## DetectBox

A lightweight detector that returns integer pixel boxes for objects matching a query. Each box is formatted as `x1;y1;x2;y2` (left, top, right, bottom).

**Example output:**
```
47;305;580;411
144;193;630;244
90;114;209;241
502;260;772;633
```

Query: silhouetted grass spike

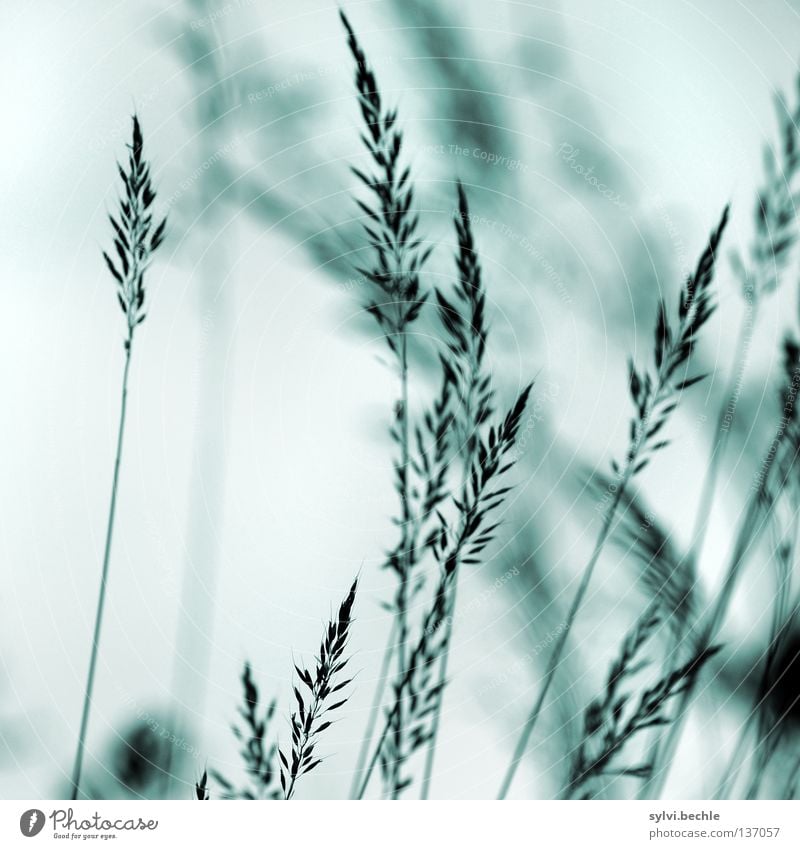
103;115;167;349
500;206;729;800
280;577;358;799
413;369;456;518
340;10;438;796
380;575;451;795
212;662;280;799
646;341;800;796
70;113;167;802
435;382;533;575
624;205;729;477
357;382;533;797
436;182;494;458
341;10;430;343
640;77;800;800
568;605;721;797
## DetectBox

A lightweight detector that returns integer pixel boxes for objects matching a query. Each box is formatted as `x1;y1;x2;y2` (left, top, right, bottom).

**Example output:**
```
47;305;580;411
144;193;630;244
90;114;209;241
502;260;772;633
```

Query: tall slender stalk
280;578;358;800
349;622;397;798
419;573;458;799
70;115;166;800
640;87;800;798
339;10;437;798
687;300;758;559
636;303;756;801
498;206;729;799
71;347;131;800
420;182;493;798
714;499;797;799
355;381;532;798
646;338;800;798
497;482;624;800
392;331;412;800
565;601;720;800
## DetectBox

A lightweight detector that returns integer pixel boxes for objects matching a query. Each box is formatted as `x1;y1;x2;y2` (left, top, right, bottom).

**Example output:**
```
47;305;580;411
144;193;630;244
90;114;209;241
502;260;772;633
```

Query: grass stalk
280;578;358;799
340;9;438;797
355;382;532;797
70;114;165;801
393;331;412;799
70;346;132;800
419;572;458;799
640;83;800;800
498;206;729;798
646;350;800;797
637;303;757;800
497;488;623;799
349;621;397;798
418;182;493;798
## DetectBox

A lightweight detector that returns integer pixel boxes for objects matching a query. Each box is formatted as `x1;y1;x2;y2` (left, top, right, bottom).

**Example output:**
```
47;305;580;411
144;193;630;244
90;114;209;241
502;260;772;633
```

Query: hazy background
2;0;800;799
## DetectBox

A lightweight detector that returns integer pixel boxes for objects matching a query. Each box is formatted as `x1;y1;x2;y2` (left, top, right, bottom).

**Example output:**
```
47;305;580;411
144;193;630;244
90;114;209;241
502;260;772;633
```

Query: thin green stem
497;481;625;799
349;620;397;798
715;515;797;800
645;441;781;800
638;305;757;799
390;328;411;799
688;301;758;561
498;356;675;798
285;692;323;801
71;340;133;800
419;334;478;800
419;572;458;799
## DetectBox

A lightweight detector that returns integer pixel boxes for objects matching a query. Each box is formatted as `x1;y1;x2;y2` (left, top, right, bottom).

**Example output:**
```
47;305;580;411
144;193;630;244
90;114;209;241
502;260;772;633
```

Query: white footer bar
2;800;797;848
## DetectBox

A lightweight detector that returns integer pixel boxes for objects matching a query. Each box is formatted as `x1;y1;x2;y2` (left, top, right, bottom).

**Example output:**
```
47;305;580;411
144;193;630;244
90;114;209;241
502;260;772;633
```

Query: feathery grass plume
356;382;533;798
340;9;442;798
655;86;800;800
641;99;800;787
498;205;730;799
350;369;455;797
676;76;800;583
436;182;494;458
280;578;358;800
668;78;800;684
102;116;167;346
341;9;431;345
419;181;495;796
195;770;209;800
566;605;721;799
71;114;167;801
212;662;281;800
650;336;800;797
585;476;700;798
